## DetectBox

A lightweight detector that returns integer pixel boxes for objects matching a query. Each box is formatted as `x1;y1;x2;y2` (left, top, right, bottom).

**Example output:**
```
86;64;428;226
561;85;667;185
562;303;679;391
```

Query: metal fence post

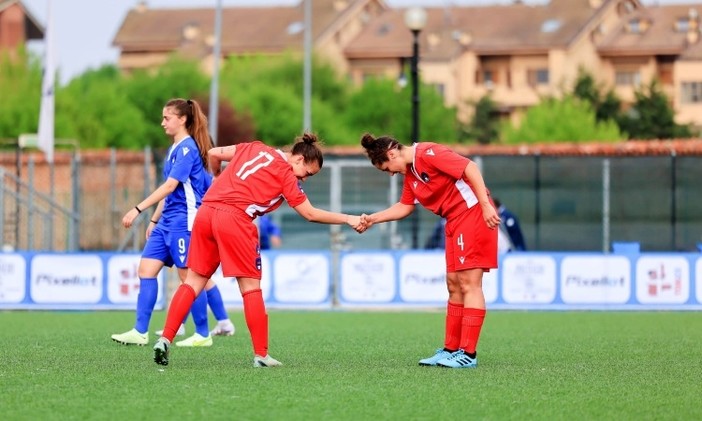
329;161;342;305
534;152;541;250
110;148;117;248
0;167;4;247
670;150;677;250
27;156;35;250
70;150;80;251
48;158;54;250
602;158;610;253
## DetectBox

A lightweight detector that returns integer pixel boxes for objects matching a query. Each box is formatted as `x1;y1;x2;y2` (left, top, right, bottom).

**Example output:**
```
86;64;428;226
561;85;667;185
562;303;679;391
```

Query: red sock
459;308;486;354
444;301;463;351
242;289;268;357
162;284;196;342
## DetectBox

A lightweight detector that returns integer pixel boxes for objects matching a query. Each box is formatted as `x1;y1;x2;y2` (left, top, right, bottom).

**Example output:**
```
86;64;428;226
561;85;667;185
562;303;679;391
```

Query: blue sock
191;289;210;337
207;285;229;321
134;277;158;334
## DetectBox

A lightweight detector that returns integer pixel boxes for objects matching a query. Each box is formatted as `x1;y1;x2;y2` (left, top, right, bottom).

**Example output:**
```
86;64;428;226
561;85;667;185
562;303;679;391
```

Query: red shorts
187;204;262;279
444;204;498;273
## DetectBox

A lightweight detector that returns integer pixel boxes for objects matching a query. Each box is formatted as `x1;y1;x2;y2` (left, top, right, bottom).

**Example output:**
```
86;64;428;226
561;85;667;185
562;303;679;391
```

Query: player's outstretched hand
347;215;365;233
122;207;140;228
359;213;375;232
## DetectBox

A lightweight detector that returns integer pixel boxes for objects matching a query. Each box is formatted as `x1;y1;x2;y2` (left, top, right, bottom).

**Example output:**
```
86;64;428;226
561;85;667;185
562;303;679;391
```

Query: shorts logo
255;257;262;271
179;255;185;264
459;256;465;264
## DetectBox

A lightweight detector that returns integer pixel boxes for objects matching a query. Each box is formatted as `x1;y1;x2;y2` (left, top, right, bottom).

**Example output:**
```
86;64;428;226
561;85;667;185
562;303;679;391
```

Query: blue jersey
159;136;211;232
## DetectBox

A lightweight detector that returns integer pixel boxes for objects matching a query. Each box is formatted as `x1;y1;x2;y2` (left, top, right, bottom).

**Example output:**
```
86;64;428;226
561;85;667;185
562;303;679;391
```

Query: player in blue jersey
111;98;234;347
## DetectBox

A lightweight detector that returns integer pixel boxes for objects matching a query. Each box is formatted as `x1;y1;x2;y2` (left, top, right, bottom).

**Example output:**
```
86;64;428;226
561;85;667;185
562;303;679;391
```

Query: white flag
38;0;55;163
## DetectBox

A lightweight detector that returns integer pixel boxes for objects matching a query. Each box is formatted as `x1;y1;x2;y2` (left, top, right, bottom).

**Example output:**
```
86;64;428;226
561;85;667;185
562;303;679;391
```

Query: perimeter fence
2;142;701;252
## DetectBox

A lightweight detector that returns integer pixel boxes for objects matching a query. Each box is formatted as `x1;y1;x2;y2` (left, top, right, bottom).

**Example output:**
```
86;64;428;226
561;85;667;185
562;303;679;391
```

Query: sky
21;0;701;85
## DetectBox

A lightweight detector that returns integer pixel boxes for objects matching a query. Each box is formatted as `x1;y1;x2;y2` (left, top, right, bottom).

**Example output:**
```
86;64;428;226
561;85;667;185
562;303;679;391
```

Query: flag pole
38;0;55;165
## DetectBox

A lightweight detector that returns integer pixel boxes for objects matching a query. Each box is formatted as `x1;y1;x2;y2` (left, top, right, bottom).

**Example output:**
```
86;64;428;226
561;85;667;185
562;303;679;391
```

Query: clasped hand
346;214;372;233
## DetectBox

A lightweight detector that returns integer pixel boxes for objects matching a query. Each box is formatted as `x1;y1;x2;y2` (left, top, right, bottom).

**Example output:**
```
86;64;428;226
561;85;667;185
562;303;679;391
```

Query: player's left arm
208;145;237;177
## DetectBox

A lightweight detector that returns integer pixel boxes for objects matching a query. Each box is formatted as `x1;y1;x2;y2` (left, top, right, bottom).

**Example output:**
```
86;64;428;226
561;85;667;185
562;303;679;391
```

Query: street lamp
404;7;426;145
404;7;426;249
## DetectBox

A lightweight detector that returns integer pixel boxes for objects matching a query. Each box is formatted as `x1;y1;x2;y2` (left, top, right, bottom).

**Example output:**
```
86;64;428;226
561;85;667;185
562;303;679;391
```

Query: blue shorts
142;227;191;268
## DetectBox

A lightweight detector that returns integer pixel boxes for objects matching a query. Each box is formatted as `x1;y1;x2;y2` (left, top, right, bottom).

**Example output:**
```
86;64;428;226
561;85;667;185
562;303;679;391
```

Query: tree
219;54;357;145
502;96;623;143
121;56;210;147
0;48;43;138
572;69;621;124
459;95;500;144
198;97;256;146
59;65;150;148
617;80;692;139
345;77;456;143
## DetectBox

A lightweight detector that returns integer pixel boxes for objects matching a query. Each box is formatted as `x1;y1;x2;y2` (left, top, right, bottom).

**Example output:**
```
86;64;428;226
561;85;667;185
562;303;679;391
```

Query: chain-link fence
2;148;701;252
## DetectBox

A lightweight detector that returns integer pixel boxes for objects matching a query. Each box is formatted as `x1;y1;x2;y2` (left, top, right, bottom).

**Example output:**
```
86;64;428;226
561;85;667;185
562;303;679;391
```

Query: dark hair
360;133;402;166
291;132;324;168
165;98;214;171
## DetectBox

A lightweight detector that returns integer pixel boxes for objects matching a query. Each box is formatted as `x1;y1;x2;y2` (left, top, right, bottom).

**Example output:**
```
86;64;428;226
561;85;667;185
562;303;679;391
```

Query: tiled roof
113;0;383;54
345;0;607;60
597;4;702;56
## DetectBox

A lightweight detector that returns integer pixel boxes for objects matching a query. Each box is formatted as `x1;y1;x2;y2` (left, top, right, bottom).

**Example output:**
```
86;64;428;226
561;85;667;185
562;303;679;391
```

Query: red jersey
203;141;307;218
400;142;480;218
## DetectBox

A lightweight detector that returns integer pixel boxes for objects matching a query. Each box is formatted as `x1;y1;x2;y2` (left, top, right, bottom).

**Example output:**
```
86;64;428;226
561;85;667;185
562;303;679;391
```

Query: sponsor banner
30;254;103;304
209;253;331;307
398;253;447;303
339;253;396;303
635;256;689;304
483;268;499;304
1;251;701;310
273;253;330;304
502;255;557;304
0;254;26;303
560;256;631;304
106;254;165;309
210;254;273;303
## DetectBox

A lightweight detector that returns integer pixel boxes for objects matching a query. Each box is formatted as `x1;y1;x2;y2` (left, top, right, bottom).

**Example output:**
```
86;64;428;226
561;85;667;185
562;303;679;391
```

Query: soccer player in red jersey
153;132;363;367
359;133;500;369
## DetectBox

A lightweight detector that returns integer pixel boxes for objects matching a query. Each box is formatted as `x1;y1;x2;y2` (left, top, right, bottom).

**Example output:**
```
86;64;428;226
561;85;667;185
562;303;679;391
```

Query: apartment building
4;0;701;127
346;0;702;126
0;0;42;53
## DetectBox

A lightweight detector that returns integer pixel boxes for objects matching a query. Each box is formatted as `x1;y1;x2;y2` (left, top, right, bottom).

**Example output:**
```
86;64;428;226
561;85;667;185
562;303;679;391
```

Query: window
483;70;494;84
541;19;561;33
527;69;550;86
615;70;641;86
676;18;690;32
628;19;640;33
658;68;673;85
681;82;702;103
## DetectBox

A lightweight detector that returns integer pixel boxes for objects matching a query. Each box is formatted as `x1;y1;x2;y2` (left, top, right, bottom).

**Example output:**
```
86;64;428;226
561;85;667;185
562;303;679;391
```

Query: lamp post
404;7;426;249
208;0;223;146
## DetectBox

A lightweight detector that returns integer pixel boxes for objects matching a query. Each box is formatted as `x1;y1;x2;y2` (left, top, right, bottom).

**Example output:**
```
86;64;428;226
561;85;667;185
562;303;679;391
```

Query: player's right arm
361;202;414;230
122;178;179;228
208;145;237;177
292;199;361;228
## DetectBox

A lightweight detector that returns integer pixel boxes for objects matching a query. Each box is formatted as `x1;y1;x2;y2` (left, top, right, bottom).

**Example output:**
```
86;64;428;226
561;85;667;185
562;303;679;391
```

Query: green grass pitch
1;310;700;420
